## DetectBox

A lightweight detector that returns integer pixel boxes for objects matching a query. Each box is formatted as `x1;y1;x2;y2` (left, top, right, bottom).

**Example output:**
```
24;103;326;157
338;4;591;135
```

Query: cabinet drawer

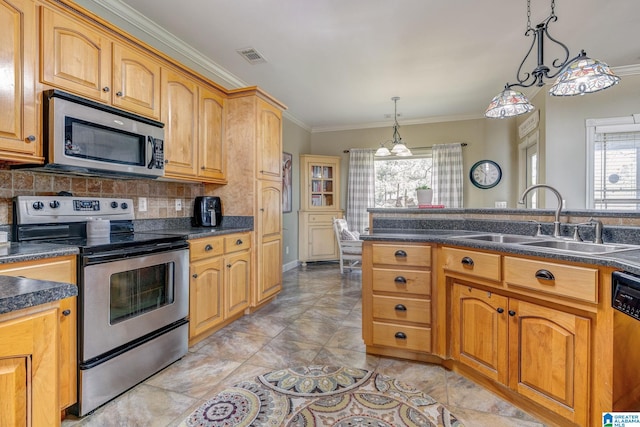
224;233;251;253
371;244;431;268
372;268;431;296
190;237;224;261
372;295;430;324
504;257;598;303
0;257;76;284
442;247;501;281
372;321;431;352
308;213;338;223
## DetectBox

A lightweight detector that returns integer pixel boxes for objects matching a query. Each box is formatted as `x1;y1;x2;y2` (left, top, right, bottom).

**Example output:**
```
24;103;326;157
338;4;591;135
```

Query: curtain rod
343;142;467;154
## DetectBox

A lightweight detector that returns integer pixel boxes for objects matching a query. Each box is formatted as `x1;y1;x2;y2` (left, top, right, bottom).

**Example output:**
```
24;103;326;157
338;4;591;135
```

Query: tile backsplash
0;167;205;224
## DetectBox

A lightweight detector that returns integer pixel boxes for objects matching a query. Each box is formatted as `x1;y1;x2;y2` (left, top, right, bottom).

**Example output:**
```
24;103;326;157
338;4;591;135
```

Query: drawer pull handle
236;239;243;245
394;276;407;285
192;273;198;278
205;244;213;251
535;269;555;281
62;309;71;316
394;250;407;258
461;256;474;267
394;304;407;311
394;332;407;339
496;307;504;314
508;310;516;317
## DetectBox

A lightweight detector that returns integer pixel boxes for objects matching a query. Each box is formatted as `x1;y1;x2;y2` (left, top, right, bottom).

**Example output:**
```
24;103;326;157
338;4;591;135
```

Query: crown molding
311;113;486;133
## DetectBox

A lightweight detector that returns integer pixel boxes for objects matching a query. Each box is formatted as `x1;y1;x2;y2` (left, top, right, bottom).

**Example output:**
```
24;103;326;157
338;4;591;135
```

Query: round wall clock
470;160;502;189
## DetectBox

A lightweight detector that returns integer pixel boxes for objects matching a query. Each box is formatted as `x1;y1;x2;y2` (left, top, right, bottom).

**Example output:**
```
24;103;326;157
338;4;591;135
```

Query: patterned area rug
179;365;463;426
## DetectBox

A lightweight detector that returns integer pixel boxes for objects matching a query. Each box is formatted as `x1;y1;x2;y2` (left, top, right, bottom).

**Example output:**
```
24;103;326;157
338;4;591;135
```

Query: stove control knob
111;201;119;209
49;200;60;209
32;201;44;210
121;202;128;210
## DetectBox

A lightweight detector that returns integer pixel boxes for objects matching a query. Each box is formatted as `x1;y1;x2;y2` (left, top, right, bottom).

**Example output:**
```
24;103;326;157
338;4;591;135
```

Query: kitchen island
361;213;640;427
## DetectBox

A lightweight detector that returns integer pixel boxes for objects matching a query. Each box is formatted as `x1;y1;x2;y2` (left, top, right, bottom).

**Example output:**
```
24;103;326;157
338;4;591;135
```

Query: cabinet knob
192;273;198;278
496;307;504;314
226;264;231;268
508;310;516;317
165;159;169;164
236;239;243;245
534;269;555;281
394;332;407;339
461;256;474;267
102;86;110;92
394;276;407;285
394;304;407;311
394;250;407;258
116;91;123;97
27;135;36;142
205;244;213;251
62;309;71;316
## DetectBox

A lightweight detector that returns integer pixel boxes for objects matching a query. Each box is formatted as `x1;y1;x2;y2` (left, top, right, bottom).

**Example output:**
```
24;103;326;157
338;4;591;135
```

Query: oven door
80;246;188;362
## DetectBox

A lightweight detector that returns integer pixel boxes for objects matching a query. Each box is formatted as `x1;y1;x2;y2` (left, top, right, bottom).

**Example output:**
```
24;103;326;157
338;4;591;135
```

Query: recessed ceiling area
88;0;640;131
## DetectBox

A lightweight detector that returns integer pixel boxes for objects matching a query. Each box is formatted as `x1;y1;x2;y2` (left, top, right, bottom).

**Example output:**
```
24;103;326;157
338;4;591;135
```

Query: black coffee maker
193;196;222;227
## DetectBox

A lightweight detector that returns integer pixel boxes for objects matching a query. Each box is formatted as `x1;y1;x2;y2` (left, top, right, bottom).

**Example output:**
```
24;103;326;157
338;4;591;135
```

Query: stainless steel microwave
42;89;165;179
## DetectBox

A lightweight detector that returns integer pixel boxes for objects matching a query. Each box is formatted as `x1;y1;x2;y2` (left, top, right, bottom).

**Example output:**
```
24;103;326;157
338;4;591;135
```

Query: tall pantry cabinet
215;87;286;308
298;155;343;264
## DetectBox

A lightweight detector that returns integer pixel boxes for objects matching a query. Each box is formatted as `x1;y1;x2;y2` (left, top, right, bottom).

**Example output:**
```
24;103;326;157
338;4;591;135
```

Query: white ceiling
103;0;640;132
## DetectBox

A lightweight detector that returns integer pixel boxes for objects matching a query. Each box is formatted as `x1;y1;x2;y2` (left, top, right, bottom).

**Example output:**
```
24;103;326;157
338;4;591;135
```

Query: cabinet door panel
199;86;226;181
452;283;508;384
226;252;250;317
112;44;160;119
0;0;37;157
41;8;111;102
162;69;198;177
509;299;589;426
189;257;224;338
256;99;282;181
0;358;27;426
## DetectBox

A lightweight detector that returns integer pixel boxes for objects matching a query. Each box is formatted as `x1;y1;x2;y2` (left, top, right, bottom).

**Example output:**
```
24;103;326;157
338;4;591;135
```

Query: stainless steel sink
519;239;635;254
454;234;543;244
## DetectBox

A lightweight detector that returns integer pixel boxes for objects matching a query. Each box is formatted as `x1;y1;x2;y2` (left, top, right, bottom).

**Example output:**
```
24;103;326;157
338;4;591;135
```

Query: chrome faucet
518;184;564;238
588;217;604;244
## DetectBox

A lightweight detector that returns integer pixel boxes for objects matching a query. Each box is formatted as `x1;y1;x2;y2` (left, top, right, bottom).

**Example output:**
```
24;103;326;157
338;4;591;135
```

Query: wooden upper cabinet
162;68;227;183
111;44;161;119
0;0;40;161
256;99;282;181
162;69;198;177
41;7;111;103
41;7;161;120
198;86;226;181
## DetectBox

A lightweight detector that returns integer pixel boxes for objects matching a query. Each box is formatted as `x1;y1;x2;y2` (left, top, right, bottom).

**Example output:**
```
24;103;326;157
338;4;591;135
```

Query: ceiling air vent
237;47;267;64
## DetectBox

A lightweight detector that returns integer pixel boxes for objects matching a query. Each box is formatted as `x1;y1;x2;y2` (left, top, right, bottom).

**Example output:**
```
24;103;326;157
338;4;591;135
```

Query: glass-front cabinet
301;155;340;210
299;155;343;264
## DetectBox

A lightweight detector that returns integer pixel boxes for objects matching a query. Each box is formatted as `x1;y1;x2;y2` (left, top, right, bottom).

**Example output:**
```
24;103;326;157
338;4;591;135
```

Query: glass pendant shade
549;56;621;96
485;88;535;119
390;142;409;154
375;146;391;157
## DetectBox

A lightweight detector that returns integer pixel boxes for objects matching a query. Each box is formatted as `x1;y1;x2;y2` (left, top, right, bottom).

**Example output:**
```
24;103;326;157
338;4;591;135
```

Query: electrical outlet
138;197;147;212
175;199;182;211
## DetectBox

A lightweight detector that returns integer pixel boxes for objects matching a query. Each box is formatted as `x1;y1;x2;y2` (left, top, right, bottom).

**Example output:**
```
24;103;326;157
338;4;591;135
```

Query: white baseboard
282;260;300;272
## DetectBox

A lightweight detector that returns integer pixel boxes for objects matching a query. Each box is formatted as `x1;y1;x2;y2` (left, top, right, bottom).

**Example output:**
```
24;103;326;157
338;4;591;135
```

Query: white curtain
432;143;464;208
347;149;375;233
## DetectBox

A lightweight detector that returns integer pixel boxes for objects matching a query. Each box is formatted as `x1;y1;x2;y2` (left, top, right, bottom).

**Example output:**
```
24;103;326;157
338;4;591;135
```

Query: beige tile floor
62;263;547;426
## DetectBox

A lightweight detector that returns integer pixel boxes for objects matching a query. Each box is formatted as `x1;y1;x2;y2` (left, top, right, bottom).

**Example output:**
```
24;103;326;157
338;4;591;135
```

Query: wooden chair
332;218;362;273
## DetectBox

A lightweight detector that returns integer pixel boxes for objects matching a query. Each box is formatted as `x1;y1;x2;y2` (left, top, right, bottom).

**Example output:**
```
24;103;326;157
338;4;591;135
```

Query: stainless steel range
13;195;189;416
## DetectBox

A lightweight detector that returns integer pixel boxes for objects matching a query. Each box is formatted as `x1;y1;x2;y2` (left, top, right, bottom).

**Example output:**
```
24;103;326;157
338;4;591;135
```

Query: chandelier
375;97;412;157
485;0;620;119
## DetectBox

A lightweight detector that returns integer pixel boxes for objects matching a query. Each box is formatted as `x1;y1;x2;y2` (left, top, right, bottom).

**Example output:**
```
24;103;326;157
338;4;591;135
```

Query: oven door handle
82;241;188;265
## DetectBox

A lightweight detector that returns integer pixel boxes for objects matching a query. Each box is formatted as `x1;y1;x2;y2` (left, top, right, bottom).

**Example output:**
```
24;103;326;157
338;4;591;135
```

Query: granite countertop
0;242;79;265
361;229;640;276
0;275;78;315
140;226;253;240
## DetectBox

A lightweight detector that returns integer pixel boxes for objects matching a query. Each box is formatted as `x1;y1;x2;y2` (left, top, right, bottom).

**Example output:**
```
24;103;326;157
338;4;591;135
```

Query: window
374;154;432;207
587;114;640;210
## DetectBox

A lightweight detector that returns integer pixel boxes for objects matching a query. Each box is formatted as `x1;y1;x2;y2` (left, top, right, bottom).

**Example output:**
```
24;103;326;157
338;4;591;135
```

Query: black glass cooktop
41;232;186;253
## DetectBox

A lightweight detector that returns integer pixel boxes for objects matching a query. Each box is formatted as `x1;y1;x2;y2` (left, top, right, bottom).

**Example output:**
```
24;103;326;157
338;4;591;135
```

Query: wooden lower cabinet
0;256;77;411
188;232;251;344
0;299;74;427
298;211;342;264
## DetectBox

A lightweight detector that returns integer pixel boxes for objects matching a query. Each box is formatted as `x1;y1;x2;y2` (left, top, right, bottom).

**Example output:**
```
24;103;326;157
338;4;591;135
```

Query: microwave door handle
147;136;156;169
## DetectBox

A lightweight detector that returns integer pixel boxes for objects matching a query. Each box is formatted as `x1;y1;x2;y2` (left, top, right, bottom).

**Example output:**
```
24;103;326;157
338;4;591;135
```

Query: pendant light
485;0;620;119
375;97;413;157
